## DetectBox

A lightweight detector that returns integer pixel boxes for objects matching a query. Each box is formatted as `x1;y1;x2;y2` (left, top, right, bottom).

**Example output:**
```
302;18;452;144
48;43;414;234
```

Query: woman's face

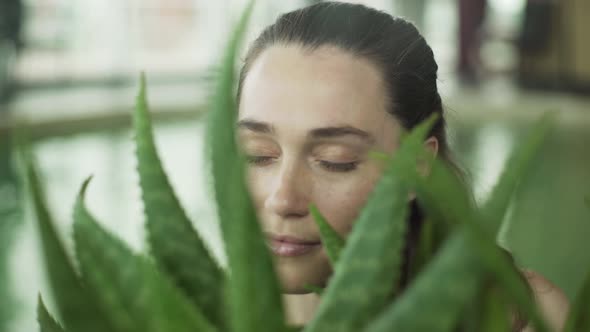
238;44;402;293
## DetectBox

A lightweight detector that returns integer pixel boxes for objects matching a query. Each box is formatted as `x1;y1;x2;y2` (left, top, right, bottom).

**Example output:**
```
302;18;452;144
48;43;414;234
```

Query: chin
280;277;325;294
274;255;332;294
276;267;313;294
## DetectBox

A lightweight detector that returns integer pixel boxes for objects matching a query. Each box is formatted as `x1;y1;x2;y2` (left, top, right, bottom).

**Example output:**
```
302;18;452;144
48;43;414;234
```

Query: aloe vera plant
24;2;590;332
309;204;344;265
38;296;65;332
0;139;21;332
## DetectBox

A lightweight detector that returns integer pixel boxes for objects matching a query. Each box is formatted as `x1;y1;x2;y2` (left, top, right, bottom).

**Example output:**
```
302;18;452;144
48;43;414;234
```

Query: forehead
239;44;400;147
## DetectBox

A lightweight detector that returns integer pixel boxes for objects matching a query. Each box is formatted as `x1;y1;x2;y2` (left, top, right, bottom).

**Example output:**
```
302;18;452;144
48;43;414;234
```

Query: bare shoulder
520;270;570;332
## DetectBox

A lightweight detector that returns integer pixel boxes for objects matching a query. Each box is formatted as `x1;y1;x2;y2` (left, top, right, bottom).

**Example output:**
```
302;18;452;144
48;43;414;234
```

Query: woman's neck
283;293;322;326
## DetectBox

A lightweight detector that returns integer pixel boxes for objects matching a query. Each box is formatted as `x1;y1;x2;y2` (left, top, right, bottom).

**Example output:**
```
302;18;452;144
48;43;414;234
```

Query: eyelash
245;156;358;173
246;156;274;166
319;160;359;172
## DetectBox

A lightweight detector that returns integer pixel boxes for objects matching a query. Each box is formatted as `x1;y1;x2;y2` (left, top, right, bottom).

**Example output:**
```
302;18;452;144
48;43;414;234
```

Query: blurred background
0;0;589;331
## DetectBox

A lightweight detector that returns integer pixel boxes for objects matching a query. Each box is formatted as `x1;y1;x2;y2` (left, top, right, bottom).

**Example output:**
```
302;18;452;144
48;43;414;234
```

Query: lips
266;234;322;257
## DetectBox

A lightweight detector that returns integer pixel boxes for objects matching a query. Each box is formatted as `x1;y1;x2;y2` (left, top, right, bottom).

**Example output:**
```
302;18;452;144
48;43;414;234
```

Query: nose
265;161;310;219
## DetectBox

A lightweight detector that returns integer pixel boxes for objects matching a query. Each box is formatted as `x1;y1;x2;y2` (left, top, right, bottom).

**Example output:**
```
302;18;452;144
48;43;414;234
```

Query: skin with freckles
238;44;403;293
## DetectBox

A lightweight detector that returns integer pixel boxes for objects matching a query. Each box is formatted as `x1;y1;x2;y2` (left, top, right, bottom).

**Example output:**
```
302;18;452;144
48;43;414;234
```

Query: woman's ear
409;137;439;201
425;136;439;155
418;136;438;177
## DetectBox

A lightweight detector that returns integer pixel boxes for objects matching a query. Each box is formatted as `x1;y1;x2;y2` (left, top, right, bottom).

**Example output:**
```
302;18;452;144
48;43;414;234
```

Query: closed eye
319;161;359;172
246;156;275;166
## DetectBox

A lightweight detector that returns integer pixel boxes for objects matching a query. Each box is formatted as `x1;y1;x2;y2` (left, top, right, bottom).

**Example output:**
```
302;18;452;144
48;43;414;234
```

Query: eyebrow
309;126;375;144
236;119;274;134
237;118;375;144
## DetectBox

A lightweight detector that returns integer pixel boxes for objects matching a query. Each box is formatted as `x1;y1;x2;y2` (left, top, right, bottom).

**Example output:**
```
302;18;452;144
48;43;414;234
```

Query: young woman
235;2;569;330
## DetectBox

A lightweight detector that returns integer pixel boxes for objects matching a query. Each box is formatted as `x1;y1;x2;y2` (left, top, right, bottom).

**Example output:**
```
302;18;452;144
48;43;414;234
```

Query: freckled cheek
246;169;270;210
312;175;380;237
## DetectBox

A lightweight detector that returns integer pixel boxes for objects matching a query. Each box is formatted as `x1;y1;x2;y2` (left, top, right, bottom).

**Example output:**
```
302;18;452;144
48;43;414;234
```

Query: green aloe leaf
365;231;485;332
285;326;304;332
73;178;215;332
404;154;550;332
564;268;590;332
206;0;254;217
412;153;474;231
305;115;438;332
455;115;553;332
478;286;512;332
459;278;521;332
205;2;285;331
38;296;67;332
134;73;226;328
460;220;549;332
367;133;552;332
310;204;345;266
480;114;553;234
407;217;438;281
24;155;114;332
